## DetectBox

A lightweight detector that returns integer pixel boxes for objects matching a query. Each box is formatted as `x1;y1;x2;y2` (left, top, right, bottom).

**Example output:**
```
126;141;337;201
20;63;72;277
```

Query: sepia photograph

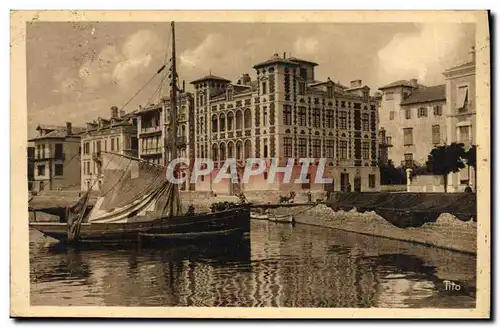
10;10;490;318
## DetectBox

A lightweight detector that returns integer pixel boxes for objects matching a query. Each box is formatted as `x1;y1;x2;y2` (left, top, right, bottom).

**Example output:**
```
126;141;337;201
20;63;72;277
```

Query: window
362;113;369;131
212;115;218;133
283;105;292;125
55;164;64;176
104;140;107;151
404;153;414;167
389;111;395;120
432;125;441;144
298;107;307;126
54;143;63;160
227;89;233;101
116;137;120;152
339;111;347;129
37;165;45;176
263;107;268;126
298;82;306;95
457;85;469;111
418;107;428;118
300;68;307;80
298;138;307;157
96;140;101;153
403;128;413;146
111;138;115;151
362;142;370;160
386;92;394;100
312;109;321;128
433;105;443;116
326;140;334;158
283;137;293;157
327;86;333;99
405;108;412;119
226;113;233;131
263;139;268;158
326;110;334;128
312;139;321;158
369;174;376;188
386;136;392;146
86;161;90;175
220;115;226;132
459;126;471;143
262;82;267;95
339;140;348;159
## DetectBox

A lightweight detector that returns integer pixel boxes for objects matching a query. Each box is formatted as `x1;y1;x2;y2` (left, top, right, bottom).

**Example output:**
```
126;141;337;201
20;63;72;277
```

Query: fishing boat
29;22;250;245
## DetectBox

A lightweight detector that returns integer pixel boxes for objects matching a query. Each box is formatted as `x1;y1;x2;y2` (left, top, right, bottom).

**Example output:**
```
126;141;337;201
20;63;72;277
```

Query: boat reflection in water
30;220;476;308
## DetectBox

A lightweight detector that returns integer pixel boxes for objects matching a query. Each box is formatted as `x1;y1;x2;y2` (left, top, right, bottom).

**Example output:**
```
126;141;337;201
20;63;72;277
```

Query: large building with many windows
80;107;138;191
191;53;381;194
378;79;447;168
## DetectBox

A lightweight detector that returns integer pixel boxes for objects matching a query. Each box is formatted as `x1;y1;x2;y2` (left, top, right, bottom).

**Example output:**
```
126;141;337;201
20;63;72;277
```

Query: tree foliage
425;143;466;192
464;145;477;169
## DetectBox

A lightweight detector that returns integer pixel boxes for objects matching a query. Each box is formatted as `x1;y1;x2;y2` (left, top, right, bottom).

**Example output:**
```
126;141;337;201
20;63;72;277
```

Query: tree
463;145;477;188
425;143;466;192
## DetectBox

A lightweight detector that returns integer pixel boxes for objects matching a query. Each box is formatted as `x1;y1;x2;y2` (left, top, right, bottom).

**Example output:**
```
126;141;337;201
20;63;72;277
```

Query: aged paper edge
10;10;491;319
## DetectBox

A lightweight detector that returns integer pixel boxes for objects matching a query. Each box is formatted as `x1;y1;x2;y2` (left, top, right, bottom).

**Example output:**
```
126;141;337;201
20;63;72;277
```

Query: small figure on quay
186;204;195;216
347;182;352;192
465;185;473;193
306;190;312;203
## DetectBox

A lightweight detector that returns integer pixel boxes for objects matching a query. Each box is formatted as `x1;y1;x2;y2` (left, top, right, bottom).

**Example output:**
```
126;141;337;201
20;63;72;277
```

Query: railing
140;126;161;134
34;153;66;161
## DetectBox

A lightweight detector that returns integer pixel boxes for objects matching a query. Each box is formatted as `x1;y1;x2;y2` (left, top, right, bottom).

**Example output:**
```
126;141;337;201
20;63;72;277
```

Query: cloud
180;34;227;69
75;29;163;89
293;36;319;56
376;23;475;86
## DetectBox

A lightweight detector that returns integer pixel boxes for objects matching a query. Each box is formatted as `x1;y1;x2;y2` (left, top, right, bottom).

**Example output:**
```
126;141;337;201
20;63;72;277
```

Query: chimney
66;122;72;136
469;46;475;63
111;106;118;118
410;79;418;88
350;80;362;88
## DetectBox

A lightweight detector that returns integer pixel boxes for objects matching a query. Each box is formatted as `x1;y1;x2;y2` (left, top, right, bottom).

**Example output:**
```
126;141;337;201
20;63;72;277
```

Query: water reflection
30;220;476;308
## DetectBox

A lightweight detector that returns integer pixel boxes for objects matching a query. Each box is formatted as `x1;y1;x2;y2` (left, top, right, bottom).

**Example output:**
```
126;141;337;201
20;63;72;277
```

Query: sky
26;21;475;139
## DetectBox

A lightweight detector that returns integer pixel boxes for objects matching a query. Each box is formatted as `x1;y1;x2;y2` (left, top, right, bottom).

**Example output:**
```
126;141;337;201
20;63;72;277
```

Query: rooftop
400;84;446;105
29;125;86;141
253;53;300;69
378;79;423;90
190;74;231;85
287;56;318;67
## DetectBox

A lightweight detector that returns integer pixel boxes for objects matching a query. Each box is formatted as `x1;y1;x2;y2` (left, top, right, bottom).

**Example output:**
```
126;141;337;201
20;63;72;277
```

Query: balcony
34;153;66;161
139;126;162;135
141;147;163;156
379;137;393;148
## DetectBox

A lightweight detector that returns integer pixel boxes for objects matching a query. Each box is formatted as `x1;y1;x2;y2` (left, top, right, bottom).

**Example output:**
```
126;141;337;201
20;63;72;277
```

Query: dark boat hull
30;207;250;244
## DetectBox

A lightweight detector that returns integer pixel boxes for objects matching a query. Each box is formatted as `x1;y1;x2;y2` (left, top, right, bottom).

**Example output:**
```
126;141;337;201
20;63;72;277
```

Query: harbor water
30;220;476;308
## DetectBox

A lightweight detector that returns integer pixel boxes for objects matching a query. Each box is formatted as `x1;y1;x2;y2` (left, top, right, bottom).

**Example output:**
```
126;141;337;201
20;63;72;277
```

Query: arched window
212;143;218;162
235;110;243;130
219;143;226;161
227;141;234;159
212;114;218;133
227;112;234;131
236;140;243;160
244;139;252;158
244;108;251;129
181;125;186;137
219;113;226;132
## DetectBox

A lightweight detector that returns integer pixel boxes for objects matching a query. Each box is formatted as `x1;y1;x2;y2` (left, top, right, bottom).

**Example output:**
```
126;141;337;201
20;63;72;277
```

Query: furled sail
86;152;182;223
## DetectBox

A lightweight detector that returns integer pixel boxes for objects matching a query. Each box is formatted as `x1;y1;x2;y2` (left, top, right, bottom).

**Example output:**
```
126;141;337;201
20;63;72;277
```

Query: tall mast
166;21;178;166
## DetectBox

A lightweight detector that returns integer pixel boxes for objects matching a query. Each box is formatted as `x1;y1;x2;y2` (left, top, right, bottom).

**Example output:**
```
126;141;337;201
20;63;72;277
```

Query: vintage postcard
11;10;490;318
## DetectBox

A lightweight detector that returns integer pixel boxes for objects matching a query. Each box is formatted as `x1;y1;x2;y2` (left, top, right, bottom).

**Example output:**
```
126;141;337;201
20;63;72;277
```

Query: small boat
269;215;295;224
250;212;269;220
250;211;295;224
